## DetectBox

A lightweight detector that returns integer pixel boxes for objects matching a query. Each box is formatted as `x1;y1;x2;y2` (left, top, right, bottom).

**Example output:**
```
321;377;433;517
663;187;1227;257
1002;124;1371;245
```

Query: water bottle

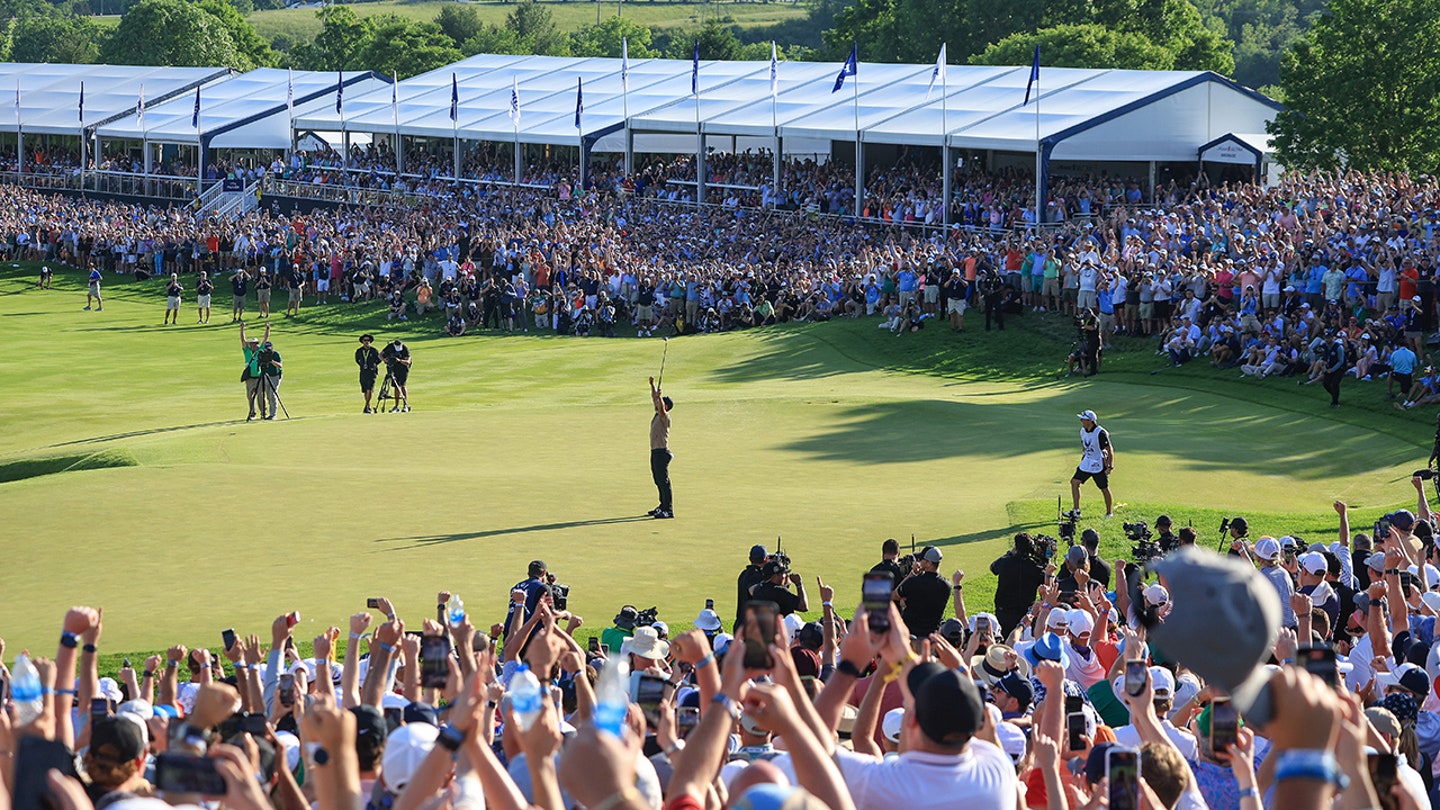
509;664;544;732
12;654;44;726
592;656;631;738
447;594;465;626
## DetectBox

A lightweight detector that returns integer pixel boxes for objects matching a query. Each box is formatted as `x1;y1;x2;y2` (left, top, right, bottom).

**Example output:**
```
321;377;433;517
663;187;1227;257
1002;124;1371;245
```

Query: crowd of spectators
7;478;1440;810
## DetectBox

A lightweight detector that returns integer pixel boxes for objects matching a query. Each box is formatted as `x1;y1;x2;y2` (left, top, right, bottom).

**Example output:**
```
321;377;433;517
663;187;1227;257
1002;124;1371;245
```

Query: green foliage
289;5;372;70
1271;0;1440;173
505;0;569;55
99;0;243;68
9;13;101;64
459;24;526;56
569;15;657;58
1194;0;1322;88
666;20;743;60
973;24;1175;70
196;0;277;67
356;15;461;79
434;2;481;47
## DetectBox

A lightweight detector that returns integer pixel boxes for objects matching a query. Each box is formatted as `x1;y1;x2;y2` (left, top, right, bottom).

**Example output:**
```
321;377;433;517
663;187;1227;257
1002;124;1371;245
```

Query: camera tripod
377;367;408;413
259;372;290;420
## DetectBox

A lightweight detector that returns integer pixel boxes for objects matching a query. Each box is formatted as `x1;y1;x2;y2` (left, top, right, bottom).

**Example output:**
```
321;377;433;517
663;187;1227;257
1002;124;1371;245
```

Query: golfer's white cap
1077;410;1098;422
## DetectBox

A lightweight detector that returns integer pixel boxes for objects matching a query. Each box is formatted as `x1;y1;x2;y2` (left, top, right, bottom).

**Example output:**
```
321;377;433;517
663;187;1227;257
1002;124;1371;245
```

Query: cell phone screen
1107;748;1141;810
863;572;893;634
588;637;600;652
1210;698;1238;756
222;628;237;651
91;697;111;718
1124;660;1147;697
633;674;669;728
154;752;227;795
744;601;778;670
278;673;295;705
975;616;990;634
420;635;451;689
13;737;79;808
1297;644;1338;687
243;713;268;736
677;706;700;736
1067;711;1087;751
367;598;381;609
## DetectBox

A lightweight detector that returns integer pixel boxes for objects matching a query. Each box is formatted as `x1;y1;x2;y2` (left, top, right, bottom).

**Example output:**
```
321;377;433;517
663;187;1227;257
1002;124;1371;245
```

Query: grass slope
241;2;809;43
0;262;1431;665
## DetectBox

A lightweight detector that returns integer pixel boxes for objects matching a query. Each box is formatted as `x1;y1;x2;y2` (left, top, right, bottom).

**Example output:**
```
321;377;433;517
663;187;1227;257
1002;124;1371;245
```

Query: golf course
0;261;1430;664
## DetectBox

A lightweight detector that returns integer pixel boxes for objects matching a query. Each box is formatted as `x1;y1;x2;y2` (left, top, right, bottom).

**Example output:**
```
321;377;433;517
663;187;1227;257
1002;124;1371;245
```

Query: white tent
96;68;389;149
0;64;231;137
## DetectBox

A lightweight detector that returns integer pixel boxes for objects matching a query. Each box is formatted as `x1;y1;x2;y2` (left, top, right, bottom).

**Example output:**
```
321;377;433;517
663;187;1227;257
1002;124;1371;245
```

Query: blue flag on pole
691;41;699;95
509;76;520;127
574;77;583;129
450;73;458;121
1024;45;1040;105
770;41;778;98
336;70;343;114
192;86;200;129
833;44;857;93
621;37;629;91
78;81;83;123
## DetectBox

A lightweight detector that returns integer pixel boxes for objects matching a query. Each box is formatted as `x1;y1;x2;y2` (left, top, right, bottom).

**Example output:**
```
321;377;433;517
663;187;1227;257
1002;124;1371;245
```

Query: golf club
658;336;669;387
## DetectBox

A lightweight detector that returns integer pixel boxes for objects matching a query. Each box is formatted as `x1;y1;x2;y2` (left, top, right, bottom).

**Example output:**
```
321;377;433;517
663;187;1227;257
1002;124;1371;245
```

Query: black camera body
634;606;660;627
550;583;570;612
1124;520;1165;563
1058;511;1078;544
1029;534;1060;567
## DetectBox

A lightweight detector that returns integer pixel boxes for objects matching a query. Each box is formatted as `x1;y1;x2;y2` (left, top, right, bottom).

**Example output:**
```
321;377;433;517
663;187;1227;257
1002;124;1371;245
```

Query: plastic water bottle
592;656;631;738
447;594;465;626
11;654;44;726
509;664;544;731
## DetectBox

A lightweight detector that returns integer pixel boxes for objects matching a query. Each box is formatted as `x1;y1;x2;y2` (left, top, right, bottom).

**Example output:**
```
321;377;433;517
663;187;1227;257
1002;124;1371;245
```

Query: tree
289;6;372;71
459;24;526;56
434;3;481;48
100;0;242;68
667;20;743;61
356;16;462;80
570;15;657;58
10;13;101;63
1270;0;1440;172
973;24;1175;70
506;0;568;56
196;0;277;68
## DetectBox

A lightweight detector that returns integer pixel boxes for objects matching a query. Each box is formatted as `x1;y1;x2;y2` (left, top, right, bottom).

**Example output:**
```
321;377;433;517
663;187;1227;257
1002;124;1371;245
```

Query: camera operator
989;533;1047;637
897;546;952;636
734;544;769;630
1079;529;1111;588
380;337;411;413
869;538;908;593
257;339;283;420
1223;516;1250;559
355;334;381;413
1076;307;1101;376
749;555;809;617
503;560;551;636
1154;515;1178;552
981;268;1006;332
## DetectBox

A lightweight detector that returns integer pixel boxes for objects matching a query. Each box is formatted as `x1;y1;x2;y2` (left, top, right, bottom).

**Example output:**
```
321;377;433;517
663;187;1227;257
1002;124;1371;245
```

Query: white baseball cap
1077;410;1098;422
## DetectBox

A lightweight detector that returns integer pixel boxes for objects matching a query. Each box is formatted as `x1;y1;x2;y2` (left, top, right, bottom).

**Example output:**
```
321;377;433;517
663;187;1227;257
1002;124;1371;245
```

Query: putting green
0;264;1425;655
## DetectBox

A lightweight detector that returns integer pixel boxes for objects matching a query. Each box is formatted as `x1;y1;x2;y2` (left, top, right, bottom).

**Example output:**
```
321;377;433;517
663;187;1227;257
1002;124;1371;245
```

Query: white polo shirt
835;741;1018;810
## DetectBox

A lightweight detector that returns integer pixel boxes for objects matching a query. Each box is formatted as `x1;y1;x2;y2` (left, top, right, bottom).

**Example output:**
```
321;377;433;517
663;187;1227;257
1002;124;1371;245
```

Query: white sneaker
1104;513;1115;519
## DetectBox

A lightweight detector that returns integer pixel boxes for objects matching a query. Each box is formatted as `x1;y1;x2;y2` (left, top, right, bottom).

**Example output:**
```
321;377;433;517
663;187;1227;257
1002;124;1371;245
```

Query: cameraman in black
734;544;769;630
1076;307;1101;376
504;560;551;637
981;269;1006;332
1079;529;1111;588
989;533;1046;637
257;340;283;421
380;338;411;413
869;538;908;594
896;546;952;636
1154;514;1178;553
750;555;809;617
355;334;381;413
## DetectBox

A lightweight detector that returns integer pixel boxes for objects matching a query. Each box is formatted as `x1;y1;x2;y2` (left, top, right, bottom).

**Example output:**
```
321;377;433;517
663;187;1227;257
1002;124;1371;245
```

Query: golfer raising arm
648;376;674;519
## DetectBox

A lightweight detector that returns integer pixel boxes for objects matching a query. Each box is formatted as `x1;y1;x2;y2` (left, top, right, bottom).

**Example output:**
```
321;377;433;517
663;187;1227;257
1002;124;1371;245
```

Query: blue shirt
1393;346;1418;374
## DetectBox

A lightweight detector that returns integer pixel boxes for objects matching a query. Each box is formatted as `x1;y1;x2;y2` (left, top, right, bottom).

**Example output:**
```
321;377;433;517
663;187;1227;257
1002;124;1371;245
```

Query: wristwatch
437;724;465;752
836;659;866;679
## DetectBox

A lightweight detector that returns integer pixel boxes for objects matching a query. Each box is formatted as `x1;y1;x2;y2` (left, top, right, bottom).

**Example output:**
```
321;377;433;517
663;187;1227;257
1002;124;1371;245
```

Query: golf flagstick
658;336;669;387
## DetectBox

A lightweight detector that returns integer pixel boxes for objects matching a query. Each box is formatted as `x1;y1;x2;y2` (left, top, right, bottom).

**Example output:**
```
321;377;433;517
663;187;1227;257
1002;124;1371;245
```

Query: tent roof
0;64;231;136
95;69;387;148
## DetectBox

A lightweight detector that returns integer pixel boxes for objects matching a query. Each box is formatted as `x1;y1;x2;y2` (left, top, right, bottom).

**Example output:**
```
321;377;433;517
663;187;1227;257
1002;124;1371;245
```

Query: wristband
378;640;395;653
822;601;833;608
1386;568;1402;575
836;659;865;679
60;632;78;649
167;660;179;668
1237;788;1258;799
712;693;742;721
235;663;250;671
82;643;97;654
695;652;715;670
437;724;464;752
54;688;76;696
664;740;686;756
349;632;365;640
954;584;964;590
144;671;156;678
1273;750;1348;790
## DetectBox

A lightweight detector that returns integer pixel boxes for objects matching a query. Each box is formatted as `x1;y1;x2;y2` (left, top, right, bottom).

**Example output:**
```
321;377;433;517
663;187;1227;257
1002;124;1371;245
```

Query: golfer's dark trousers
1323;370;1342;405
651;448;673;511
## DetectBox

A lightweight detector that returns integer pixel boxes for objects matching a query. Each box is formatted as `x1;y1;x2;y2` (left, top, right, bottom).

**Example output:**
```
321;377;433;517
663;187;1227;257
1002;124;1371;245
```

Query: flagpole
940;45;949;226
577;78;585;194
1034;63;1041;232
512;76;521;185
621;38;631;175
771;41;779;209
853;55;861;219
693;42;703;207
391;71;400;178
15;78;21;182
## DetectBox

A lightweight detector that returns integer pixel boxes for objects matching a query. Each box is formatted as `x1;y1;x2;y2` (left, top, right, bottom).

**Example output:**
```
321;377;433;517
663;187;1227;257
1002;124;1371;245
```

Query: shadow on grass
46;420;239;448
378;514;657;548
782;394;1417;479
929;518;1054;550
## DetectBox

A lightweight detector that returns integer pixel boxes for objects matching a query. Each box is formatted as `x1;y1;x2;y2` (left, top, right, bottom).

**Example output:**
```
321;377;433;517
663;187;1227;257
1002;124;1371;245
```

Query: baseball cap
997;721;1028;764
996;672;1034;707
920;546;943;564
908;663;984;746
1081;528;1100;547
1143;584;1169;606
1390;510;1417;531
713;633;734;656
938;618;966;645
1150;547;1282;717
1366;552;1387;573
1077;410;1098;422
1046;610;1072;631
1299;552;1328;575
1377;663;1430;697
1253;536;1281;561
749;544;768;562
881;707;905;743
382;723;439;792
403;702;439;727
1149;666;1176;698
90;715;146;762
1065;545;1089;566
1067;610;1095;636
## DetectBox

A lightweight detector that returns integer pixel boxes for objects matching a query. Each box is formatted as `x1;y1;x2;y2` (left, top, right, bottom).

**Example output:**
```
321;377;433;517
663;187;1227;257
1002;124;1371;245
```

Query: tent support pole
942;143;951;226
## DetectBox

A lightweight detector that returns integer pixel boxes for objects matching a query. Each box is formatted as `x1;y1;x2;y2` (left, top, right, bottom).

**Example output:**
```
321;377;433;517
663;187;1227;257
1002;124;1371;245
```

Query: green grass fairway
0;262;1430;660
238;2;809;43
